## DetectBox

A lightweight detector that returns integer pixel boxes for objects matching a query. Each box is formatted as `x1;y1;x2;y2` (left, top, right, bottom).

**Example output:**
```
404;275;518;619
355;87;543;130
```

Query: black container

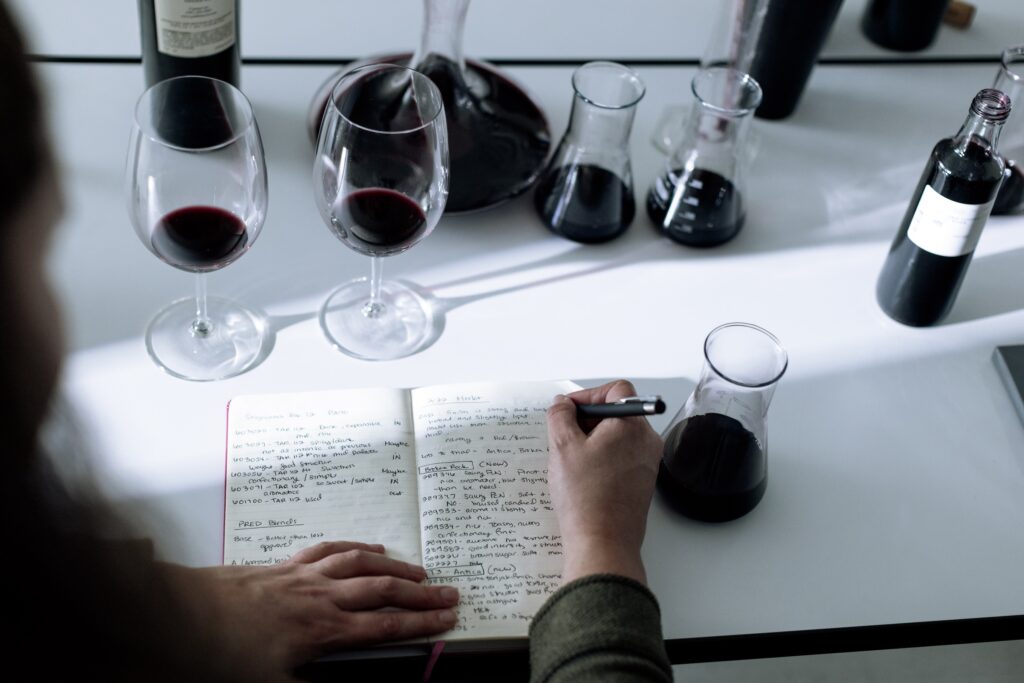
861;0;950;52
748;0;844;120
139;0;240;88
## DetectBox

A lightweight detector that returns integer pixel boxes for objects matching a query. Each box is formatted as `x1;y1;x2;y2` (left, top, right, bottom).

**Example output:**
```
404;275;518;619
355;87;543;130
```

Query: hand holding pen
545;380;665;584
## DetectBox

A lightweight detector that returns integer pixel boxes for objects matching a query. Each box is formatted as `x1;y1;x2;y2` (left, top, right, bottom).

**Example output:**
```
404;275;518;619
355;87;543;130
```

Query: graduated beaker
647;67;761;247
658;323;787;522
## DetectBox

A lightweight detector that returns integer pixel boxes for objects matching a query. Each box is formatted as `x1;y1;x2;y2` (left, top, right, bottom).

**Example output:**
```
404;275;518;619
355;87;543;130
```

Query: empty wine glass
126;75;269;381
313;64;449;360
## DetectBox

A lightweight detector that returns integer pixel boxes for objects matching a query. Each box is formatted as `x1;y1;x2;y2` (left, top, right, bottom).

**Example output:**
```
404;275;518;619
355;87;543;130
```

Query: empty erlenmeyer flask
647;67;761;247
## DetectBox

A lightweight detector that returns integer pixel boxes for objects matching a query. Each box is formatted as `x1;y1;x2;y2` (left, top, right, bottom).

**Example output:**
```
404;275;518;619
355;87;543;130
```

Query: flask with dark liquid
876;89;1010;327
659;323;788;522
138;0;240;88
648;67;761;247
308;0;551;214
992;46;1024;215
534;62;645;244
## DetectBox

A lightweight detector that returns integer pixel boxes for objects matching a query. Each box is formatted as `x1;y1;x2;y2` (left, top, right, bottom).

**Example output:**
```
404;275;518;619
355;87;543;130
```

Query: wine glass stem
363;256;386;319
192;273;213;337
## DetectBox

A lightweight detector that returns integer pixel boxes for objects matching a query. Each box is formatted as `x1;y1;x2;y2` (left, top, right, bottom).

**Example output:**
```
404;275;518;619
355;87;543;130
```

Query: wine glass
313;64;449;360
126;75;269;381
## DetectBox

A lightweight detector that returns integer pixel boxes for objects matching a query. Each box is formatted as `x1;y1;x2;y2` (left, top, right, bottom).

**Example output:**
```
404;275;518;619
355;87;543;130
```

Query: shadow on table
944;247;1024;325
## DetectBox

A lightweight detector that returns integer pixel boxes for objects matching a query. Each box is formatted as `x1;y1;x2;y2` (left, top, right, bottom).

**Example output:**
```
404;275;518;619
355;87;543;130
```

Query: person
534;383;673;682
0;3;671;681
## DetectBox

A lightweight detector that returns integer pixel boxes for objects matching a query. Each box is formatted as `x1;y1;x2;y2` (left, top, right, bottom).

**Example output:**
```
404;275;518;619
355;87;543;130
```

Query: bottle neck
411;0;469;71
954;112;1005;154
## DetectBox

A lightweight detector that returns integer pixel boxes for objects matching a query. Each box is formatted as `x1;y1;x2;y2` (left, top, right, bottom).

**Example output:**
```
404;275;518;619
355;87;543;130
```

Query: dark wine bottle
747;0;844;120
876;89;1010;327
138;0;240;88
861;0;950;53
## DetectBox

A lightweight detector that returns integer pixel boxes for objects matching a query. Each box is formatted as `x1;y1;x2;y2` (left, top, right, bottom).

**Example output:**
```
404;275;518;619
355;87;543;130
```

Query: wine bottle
876;89;1010;327
139;0;240;88
747;0;844;120
861;0;950;53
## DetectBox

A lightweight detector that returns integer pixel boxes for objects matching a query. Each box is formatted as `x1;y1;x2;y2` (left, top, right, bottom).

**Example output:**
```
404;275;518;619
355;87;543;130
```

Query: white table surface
38;52;1024;645
11;0;1024;61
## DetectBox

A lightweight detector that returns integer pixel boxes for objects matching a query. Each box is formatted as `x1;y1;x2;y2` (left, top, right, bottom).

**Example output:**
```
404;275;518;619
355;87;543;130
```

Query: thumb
546;394;584;451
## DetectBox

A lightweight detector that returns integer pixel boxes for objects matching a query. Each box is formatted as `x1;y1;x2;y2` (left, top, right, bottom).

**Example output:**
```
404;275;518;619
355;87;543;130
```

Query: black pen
576;396;666;418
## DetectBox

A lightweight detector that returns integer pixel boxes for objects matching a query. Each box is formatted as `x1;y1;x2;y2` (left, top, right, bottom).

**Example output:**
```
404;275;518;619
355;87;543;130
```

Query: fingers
336;608;458;647
565;379;638;406
314;549;427;582
546;394;585;451
335;576;460;611
561;380;642;435
288;540;385;565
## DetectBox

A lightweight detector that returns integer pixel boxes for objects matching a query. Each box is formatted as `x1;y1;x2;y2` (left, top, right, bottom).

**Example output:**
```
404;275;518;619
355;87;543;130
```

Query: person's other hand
165;541;458;682
546;380;664;585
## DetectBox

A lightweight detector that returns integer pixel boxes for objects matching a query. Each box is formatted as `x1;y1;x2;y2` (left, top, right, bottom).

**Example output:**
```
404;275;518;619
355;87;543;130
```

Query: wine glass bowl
313;64;449;360
126;75;269;381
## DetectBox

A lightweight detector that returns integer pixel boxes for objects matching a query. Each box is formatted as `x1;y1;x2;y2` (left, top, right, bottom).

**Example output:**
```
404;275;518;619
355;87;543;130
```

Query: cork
943;1;975;29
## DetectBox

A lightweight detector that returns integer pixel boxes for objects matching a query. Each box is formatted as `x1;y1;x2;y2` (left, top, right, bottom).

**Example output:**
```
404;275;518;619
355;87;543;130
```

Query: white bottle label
906;185;993;257
154;0;236;59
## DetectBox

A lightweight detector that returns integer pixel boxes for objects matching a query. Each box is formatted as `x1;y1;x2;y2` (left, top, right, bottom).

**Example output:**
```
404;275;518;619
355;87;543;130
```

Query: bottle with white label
138;0;239;88
876;89;1010;326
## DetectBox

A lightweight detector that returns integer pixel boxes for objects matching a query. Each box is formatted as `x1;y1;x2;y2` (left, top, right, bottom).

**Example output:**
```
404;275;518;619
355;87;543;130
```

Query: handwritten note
223;388;421;566
411;381;577;639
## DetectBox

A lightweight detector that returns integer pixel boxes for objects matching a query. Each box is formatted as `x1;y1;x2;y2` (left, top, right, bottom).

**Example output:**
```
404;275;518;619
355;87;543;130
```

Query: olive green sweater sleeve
528;575;672;683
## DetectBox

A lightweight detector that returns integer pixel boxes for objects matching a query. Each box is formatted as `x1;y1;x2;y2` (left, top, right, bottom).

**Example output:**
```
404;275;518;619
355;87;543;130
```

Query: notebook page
411;380;578;639
223;388;420;566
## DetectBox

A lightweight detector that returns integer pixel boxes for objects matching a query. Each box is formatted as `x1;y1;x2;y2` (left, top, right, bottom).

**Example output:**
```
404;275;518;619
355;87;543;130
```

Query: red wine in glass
151;205;248;272
313;63;448;361
309;54;549;214
127;75;268;381
333;189;428;255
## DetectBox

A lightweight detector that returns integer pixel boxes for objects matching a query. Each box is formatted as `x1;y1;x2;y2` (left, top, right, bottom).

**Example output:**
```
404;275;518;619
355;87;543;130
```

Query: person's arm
530;380;672;683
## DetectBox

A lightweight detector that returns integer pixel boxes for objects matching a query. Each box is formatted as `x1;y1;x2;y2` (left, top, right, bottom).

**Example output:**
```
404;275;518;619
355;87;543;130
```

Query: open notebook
223;380;577;641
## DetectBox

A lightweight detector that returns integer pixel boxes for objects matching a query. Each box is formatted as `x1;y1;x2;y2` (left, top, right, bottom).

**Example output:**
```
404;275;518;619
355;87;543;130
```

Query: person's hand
163;541;459;682
546;380;664;585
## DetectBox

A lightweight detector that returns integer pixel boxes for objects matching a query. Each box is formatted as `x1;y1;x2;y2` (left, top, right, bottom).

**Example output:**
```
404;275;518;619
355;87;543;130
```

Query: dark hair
0;5;220;679
0;2;44;231
0;0;49;458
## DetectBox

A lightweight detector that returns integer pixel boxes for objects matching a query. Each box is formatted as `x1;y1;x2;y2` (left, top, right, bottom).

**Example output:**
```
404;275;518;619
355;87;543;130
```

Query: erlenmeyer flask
659;323;787;522
534;62;645;244
647;67;761;247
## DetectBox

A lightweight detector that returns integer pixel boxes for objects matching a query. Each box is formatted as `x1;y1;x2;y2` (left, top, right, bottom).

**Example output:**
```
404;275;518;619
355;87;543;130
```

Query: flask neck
565;96;637;150
411;0;469;72
561;62;645;155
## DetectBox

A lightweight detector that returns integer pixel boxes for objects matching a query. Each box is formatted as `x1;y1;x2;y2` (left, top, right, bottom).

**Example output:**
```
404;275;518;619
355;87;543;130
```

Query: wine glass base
319;278;433;360
145;296;268;381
